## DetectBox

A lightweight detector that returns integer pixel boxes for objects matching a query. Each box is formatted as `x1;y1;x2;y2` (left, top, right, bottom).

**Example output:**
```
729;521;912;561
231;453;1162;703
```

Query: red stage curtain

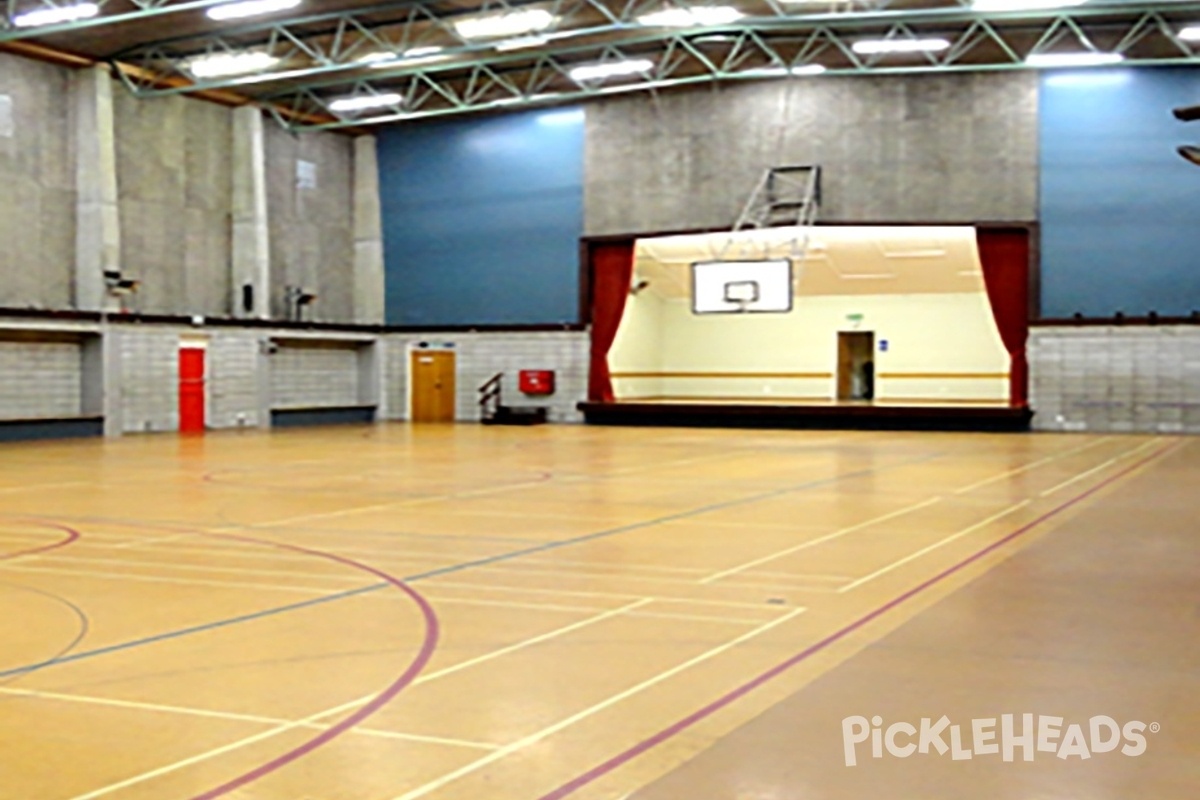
976;228;1030;407
587;241;636;402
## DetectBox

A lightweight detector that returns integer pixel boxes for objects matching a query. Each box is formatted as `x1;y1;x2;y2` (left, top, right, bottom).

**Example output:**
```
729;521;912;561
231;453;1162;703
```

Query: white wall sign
296;159;317;189
0;95;13;139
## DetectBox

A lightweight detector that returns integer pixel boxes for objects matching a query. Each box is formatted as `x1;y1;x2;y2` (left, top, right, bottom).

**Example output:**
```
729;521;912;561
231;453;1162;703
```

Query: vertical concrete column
231;106;270;319
73;66;120;312
353;135;386;324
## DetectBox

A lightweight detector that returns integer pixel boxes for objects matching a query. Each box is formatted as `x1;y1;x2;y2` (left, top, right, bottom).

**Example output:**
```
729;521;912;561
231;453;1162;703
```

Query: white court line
739;570;855;582
389;607;808;800
0;563;343;596
1038;440;1158;498
423;594;769;627
0;481;89;495
30;549;834;596
0;687;496;751
837;500;1033;593
66;599;657;800
951;437;1114;495
428;579;794;611
699;497;944;584
31;554;363;584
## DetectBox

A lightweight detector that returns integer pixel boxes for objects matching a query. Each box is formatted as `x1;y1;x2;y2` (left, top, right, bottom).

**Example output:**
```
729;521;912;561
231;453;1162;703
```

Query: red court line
538;440;1182;800
187;530;441;800
0;520;81;561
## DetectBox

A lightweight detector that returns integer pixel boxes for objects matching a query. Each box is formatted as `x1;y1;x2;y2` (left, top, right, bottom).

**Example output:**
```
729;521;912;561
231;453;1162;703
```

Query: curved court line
535;440;1182;800
0;519;81;561
0;451;939;680
172;531;441;800
0;581;90;686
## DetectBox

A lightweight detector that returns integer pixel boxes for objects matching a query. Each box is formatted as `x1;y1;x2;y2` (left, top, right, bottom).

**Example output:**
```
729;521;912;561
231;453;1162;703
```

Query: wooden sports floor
0;425;1196;799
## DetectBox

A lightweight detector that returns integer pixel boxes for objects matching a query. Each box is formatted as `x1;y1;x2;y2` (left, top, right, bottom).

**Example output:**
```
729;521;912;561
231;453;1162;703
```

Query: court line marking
699;497;944;584
1;564;352;596
703;438;1146;587
26;551;845;596
68;600;653;799
0;520;81;563
427;579;798;611
422;595;770;626
0;481;89;495
391;607;808;800
72;530;442;800
1038;439;1158;497
535;440;1182;800
0;687;497;751
4;451;935;679
843;440;1159;593
837;500;1033;593
950;436;1114;494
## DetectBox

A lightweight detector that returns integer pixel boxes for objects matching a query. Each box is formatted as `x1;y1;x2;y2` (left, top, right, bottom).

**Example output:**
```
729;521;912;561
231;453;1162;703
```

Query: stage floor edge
576;400;1034;432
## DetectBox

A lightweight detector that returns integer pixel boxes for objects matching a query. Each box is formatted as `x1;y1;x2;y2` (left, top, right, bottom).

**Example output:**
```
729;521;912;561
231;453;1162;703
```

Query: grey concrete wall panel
0;53;75;309
264;126;355;323
113;89;233;316
1029;325;1200;433
584;73;1038;236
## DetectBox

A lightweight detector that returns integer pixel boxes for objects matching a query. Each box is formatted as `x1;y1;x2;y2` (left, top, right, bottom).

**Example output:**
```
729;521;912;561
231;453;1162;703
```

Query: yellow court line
389;607;808;800
699;496;944;584
1038;440;1159;497
0;687;498;751
0;481;90;494
951;436;1114;495
837;500;1034;593
64;599;659;800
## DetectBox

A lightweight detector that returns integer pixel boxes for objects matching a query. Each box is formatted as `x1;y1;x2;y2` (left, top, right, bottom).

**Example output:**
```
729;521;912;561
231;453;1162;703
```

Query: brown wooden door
411;350;456;422
837;332;874;401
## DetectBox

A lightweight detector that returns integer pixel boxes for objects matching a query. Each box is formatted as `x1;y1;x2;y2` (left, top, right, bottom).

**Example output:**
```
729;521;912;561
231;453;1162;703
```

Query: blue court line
0;451;940;679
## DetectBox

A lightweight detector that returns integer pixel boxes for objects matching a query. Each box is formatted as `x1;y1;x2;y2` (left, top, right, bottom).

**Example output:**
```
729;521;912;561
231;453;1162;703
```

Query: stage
576;398;1033;432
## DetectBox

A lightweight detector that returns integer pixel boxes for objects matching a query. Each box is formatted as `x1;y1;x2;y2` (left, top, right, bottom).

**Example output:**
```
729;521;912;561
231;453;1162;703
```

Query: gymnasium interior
0;0;1198;798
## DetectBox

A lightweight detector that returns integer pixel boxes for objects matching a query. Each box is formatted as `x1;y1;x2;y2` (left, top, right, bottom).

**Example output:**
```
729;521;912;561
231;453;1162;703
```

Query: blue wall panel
378;107;585;326
1040;68;1200;317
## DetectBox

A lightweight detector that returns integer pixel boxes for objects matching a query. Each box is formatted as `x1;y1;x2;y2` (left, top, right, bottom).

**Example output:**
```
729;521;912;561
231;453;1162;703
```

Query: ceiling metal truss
6;0;1200;130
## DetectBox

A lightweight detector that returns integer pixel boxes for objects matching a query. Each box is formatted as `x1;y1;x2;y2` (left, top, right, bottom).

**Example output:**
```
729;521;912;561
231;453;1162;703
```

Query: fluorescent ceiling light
328;93;404;113
355;46;447;67
1180;25;1200;42
638;6;744;27
1025;51;1124;67
11;2;98;28
494;35;550;51
569;59;655;82
852;38;951;54
206;0;300;22
971;0;1085;10
187;52;280;78
746;64;827;77
454;9;555;40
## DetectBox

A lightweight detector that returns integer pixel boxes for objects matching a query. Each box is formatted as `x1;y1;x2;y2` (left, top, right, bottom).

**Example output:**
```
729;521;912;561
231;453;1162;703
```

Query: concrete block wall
0;53;74;309
0;339;82;418
1029;326;1200;433
387;331;589;422
208;331;263;428
584;72;1038;236
264;126;355;323
116;326;180;432
268;344;361;409
113;90;233;316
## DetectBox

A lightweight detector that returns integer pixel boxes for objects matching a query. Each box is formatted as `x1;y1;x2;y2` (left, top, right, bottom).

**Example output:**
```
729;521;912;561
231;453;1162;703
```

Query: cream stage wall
608;226;1010;404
